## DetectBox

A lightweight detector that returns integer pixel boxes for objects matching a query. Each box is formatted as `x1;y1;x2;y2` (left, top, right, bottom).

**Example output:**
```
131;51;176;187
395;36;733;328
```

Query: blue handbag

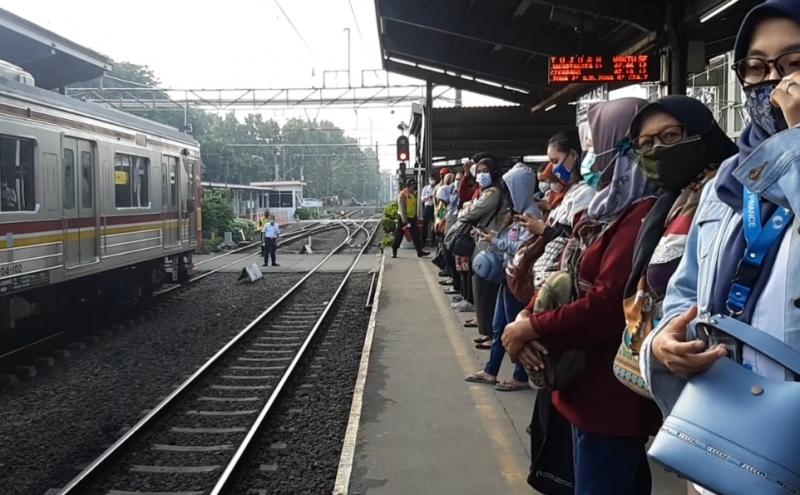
648;315;800;495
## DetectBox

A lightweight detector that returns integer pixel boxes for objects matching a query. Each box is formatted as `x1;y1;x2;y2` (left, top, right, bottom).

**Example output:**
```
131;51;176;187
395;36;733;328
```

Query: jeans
484;284;527;382
571;425;651;495
263;237;277;265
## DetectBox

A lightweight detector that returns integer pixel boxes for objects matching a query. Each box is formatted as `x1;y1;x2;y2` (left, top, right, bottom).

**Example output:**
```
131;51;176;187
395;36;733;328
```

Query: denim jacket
641;127;800;415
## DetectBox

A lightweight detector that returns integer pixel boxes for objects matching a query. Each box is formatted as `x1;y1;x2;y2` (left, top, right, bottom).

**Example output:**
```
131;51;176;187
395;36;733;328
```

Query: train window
0;135;35;212
81;151;92;209
170;161;177;207
63;149;75;209
114;153;150;208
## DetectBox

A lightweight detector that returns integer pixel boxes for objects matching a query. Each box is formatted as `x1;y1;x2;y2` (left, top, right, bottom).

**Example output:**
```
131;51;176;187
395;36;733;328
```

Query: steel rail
210;219;380;494
57;220;374;493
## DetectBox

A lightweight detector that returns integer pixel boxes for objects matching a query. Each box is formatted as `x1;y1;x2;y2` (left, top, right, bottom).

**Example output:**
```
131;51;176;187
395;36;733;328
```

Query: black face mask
636;138;715;192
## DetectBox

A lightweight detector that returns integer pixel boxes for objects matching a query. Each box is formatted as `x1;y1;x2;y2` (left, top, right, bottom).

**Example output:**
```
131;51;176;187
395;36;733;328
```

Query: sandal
438;279;454;286
465;371;497;385
463;320;478;328
475;341;493;350
444;289;460;295
473;335;491;343
495;380;531;392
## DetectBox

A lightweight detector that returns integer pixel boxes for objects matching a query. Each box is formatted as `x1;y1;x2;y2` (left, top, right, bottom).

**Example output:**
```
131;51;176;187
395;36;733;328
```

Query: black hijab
624;96;737;303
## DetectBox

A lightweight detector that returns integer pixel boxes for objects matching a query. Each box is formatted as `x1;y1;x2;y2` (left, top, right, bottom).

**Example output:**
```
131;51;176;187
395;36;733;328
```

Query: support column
665;3;687;95
424;81;433;180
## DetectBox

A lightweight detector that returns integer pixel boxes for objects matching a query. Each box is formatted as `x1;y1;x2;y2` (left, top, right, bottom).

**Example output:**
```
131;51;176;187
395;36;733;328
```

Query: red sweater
529;198;662;438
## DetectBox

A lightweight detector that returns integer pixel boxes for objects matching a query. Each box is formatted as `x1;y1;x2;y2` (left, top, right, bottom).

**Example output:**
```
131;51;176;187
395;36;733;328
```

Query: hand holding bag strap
697;315;800;376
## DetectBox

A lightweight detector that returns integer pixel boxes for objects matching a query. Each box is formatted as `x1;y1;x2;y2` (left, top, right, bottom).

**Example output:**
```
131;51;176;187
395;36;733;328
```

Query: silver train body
0;76;201;327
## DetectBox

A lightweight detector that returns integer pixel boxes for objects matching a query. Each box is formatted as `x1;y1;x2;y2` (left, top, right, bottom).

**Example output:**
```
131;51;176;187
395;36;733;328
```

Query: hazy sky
2;0;506;171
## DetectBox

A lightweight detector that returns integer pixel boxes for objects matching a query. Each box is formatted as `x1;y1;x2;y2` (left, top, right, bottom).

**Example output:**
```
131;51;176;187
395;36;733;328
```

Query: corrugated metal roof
0;7;111;88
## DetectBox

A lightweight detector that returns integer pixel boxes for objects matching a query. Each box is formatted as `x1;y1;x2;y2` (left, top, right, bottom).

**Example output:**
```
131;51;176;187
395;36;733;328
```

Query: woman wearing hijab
615;96;738;397
502;98;662;494
452;157;508;338
466;163;541;390
641;0;800;478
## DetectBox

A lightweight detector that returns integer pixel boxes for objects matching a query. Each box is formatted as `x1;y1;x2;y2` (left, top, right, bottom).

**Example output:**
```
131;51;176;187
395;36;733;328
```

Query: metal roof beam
528;0;663;32
378;0;579;57
383;59;536;105
382;36;550;89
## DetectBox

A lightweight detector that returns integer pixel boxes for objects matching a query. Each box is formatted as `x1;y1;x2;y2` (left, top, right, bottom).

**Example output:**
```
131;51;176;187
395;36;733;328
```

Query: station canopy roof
0;7;111;89
375;0;761;110
430;105;575;163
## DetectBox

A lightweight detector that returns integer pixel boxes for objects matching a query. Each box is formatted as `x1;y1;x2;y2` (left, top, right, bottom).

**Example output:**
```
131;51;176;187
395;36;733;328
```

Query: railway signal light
396;135;409;162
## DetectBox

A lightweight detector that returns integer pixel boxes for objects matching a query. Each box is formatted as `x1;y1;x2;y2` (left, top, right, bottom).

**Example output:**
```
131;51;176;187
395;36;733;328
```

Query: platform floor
193;252;375;273
347;253;685;494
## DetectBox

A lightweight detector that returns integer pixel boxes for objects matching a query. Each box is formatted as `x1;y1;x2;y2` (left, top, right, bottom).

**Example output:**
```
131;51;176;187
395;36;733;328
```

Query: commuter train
0;63;201;327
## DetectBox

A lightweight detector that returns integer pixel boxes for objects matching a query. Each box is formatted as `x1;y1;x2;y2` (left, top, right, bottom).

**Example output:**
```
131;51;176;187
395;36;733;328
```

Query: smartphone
695;316;742;363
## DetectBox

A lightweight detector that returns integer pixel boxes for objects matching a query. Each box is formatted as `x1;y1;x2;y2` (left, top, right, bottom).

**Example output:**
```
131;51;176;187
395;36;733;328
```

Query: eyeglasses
632;125;687;152
732;50;800;85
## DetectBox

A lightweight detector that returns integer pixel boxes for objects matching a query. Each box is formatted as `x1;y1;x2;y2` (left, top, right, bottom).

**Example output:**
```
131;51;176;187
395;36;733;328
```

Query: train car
0;63;201;328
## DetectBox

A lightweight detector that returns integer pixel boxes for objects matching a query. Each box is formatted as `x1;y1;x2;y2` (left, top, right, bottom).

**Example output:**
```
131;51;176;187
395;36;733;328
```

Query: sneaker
452;300;474;312
417;251;430;257
450;295;463;303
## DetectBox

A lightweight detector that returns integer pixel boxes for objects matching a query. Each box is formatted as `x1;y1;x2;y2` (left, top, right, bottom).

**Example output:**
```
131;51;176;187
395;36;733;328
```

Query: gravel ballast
0;272;301;495
231;272;373;495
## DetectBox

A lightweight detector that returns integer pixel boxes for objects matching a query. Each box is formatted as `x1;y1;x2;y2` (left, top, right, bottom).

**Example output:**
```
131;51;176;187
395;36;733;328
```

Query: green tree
80;61;381;202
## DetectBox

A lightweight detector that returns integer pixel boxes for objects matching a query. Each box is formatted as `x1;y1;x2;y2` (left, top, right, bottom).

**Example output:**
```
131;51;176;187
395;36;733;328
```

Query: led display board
548;55;658;83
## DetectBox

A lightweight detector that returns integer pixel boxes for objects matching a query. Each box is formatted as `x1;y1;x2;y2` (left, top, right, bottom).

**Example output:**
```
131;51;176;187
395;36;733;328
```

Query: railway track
56;220;380;494
0;221;357;371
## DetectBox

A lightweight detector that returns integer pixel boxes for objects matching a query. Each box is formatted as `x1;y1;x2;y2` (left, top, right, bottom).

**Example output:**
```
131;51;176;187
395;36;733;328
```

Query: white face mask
538;181;551;194
550;181;565;193
429;180;436;186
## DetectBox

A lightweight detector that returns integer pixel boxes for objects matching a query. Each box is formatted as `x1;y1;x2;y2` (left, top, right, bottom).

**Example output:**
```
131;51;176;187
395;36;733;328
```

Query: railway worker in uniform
392;178;429;258
262;216;280;267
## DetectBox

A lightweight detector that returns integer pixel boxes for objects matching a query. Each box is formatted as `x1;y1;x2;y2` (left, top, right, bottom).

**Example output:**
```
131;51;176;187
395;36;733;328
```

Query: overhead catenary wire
273;0;320;63
345;0;364;40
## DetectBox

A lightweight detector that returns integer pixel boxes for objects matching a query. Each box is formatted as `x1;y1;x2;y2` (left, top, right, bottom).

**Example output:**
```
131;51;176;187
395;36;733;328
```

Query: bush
294;207;317;220
232;218;257;242
381;201;399;233
202;189;234;238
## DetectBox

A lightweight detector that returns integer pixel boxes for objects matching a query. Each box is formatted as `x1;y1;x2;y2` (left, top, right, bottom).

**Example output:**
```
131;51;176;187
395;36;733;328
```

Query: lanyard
726;187;793;316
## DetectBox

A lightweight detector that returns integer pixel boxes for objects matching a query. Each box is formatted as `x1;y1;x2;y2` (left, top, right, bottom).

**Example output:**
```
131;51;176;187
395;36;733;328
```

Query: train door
63;137;97;268
183;158;197;243
161;155;180;247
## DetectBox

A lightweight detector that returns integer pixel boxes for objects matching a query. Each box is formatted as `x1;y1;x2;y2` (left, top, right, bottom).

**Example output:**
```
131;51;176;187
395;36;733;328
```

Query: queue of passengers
412;1;800;492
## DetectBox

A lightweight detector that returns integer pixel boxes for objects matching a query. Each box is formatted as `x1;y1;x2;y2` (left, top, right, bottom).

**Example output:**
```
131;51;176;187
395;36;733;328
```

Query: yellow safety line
0;220;182;249
418;257;531;493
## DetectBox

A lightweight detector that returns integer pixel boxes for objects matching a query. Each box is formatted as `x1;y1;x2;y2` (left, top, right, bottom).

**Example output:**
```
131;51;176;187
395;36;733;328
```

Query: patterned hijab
585;98;657;224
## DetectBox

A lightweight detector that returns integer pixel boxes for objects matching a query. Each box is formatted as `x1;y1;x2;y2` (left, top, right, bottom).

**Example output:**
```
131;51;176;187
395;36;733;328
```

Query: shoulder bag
505;235;546;303
444;196;502;257
613;276;654;398
648;314;800;495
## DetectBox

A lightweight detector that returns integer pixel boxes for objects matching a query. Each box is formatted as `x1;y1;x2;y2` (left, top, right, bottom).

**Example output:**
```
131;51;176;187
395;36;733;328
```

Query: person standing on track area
262;216;280;267
392;178;430;259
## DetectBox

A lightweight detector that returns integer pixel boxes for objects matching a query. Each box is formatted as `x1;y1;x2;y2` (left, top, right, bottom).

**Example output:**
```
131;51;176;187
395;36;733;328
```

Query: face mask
580;151;602;190
552;151;576;183
550;181;565;193
744;81;789;136
538;181;551;194
476;172;492;188
470;164;477;176
637;137;712;192
429;180;436;186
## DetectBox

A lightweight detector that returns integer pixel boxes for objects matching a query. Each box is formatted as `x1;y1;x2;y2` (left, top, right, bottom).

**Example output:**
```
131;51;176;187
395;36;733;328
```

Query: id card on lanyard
725;187;793;316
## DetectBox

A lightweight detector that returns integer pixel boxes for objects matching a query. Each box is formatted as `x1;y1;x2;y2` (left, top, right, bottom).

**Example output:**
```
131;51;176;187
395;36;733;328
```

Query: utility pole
344;28;351;88
375;141;380;205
